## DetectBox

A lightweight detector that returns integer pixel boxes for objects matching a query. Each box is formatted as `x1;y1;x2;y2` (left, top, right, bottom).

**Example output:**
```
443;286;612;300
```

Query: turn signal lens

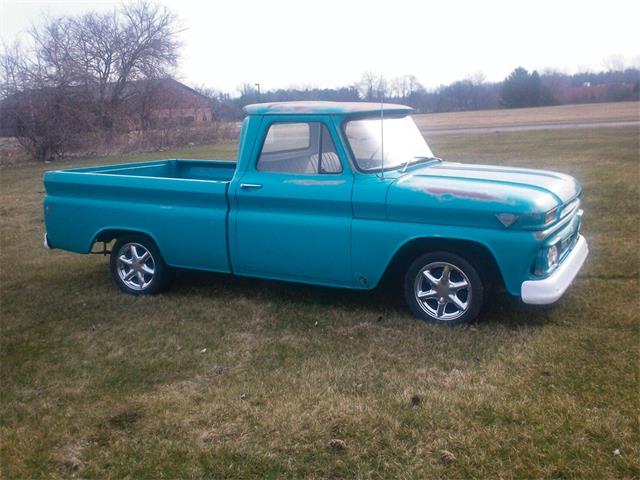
545;208;558;225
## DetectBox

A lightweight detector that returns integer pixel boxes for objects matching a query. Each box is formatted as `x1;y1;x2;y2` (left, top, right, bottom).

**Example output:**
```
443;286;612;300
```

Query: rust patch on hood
421;186;502;202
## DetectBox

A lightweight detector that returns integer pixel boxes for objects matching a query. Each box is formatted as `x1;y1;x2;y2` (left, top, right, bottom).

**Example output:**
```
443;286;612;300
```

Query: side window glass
261;123;310;153
257;122;342;174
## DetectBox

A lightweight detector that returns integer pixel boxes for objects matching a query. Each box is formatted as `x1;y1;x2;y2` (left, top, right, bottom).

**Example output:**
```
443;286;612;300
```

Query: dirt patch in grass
108;410;144;430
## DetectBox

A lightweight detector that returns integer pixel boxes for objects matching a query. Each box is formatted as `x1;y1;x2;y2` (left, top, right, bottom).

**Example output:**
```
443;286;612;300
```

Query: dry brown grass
0;123;240;166
414;101;640;130
1;127;639;478
0;137;31;165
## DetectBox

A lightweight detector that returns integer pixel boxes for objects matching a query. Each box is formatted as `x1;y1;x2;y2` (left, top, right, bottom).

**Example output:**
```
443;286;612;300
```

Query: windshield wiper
401;155;443;173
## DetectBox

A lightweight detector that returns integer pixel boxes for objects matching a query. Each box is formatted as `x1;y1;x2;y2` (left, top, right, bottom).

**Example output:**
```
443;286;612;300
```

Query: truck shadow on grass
169;268;556;329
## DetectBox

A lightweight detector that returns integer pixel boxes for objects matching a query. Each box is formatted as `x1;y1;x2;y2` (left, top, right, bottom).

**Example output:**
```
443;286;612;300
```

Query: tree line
204;67;639;120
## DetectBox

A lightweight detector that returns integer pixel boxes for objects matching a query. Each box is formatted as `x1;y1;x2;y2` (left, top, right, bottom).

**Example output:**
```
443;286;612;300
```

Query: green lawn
1;128;638;478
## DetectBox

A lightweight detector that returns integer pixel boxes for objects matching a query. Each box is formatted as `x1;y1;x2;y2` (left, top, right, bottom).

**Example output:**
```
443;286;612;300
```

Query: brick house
129;78;214;130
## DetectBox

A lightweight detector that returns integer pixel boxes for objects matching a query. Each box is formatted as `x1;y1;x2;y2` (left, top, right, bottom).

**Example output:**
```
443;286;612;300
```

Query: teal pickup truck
43;101;588;325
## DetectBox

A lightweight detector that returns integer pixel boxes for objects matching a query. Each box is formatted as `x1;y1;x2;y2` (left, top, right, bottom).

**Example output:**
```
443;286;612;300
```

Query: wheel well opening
380;238;504;290
94;230;156;248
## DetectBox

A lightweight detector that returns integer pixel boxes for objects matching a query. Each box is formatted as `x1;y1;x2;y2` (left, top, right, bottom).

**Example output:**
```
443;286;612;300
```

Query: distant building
0;78;214;136
559;82;637;104
127;78;214;130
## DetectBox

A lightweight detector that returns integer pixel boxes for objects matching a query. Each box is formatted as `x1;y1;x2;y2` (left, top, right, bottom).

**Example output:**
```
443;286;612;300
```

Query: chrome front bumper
521;235;588;305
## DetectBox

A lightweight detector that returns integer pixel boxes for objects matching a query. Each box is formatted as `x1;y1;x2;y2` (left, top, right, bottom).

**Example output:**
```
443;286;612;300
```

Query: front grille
558;209;582;262
560;198;580;221
560;232;579;258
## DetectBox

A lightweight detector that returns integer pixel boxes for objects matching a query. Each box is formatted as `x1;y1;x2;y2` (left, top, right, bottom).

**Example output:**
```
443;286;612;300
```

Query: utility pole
254;83;261;102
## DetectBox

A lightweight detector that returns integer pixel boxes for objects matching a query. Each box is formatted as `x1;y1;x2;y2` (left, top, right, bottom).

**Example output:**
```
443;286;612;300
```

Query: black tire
404;251;484;325
110;234;172;295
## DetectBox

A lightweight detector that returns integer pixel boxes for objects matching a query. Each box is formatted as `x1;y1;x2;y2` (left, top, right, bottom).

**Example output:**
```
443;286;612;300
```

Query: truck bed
44;159;236;273
64;158;236;182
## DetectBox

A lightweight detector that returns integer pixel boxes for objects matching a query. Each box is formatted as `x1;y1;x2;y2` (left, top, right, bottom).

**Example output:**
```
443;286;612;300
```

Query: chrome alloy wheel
115;242;156;291
414;261;472;321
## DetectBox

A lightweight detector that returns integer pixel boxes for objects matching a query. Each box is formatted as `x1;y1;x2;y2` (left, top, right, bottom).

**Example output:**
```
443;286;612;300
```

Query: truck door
232;118;353;285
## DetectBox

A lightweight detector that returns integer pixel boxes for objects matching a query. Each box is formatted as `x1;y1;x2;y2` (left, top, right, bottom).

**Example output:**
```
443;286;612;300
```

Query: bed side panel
43;170;230;273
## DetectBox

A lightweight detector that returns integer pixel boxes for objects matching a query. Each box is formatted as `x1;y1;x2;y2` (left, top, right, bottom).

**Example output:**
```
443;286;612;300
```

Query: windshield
344;116;434;172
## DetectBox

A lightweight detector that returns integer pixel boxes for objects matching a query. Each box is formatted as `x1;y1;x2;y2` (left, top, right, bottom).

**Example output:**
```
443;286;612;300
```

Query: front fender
351;218;539;296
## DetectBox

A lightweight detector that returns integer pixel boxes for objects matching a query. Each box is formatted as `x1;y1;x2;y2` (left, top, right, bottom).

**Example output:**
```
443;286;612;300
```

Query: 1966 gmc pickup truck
43;101;588;325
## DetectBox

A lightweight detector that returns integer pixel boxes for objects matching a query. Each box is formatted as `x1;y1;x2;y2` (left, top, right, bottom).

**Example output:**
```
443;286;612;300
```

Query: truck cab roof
243;101;413;116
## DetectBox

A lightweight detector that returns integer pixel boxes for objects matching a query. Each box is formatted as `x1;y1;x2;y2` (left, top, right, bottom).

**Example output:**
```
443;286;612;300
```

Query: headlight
532;243;561;276
546;244;559;270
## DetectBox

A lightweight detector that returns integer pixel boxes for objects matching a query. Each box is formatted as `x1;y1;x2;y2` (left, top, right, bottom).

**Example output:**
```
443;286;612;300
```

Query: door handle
240;183;263;190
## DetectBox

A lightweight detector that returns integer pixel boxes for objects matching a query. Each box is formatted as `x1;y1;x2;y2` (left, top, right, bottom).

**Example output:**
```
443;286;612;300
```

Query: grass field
414;101;639;131
1;125;639;478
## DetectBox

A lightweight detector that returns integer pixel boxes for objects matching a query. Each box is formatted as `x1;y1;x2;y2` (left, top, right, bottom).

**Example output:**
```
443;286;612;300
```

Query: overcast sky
1;0;639;94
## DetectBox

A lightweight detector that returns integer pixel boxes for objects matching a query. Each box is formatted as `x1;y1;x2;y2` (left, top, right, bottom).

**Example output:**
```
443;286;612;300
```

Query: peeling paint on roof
243;101;413;116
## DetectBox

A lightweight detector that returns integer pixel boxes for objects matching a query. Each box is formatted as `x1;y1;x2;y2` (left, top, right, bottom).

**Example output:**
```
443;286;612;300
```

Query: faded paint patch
244;101;413;116
421;186;503;202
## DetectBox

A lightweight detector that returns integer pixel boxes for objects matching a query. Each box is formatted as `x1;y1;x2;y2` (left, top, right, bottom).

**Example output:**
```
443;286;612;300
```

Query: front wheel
110;235;172;295
404;252;484;325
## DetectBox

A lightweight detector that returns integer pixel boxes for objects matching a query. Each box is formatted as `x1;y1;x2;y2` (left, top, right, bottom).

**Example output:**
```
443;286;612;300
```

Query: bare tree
0;41;23;99
358;72;388;101
0;27;92;161
466;71;486;86
389;75;422;100
0;0;180;161
603;54;626;72
70;1;179;127
112;2;179;108
358;71;377;100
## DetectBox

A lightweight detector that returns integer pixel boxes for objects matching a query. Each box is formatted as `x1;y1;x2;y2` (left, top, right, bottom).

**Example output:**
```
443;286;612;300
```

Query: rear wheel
404;251;484;325
110;235;172;295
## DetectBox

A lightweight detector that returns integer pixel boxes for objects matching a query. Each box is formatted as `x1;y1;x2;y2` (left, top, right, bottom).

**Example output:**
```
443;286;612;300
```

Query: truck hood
386;162;581;229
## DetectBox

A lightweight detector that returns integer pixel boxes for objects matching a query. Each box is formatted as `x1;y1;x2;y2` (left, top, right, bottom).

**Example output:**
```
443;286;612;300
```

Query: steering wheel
357;148;381;169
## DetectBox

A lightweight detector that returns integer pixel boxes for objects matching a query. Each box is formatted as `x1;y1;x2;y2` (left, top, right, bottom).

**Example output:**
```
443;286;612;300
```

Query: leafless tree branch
0;0;181;161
